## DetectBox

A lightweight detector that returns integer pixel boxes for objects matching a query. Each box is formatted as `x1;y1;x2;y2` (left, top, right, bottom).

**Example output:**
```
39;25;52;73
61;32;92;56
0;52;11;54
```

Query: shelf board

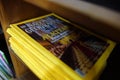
0;0;49;78
24;0;120;42
13;70;39;80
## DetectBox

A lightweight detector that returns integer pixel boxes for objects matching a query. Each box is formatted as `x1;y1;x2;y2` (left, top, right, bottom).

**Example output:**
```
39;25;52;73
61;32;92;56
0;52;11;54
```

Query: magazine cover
7;13;116;80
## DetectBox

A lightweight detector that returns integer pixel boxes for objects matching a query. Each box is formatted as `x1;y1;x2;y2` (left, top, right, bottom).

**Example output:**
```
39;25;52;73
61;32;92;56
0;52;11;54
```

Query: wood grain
24;0;120;42
0;0;49;79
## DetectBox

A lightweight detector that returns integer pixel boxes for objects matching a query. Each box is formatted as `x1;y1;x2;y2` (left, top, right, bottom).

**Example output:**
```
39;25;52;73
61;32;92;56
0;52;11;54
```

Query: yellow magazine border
8;13;116;80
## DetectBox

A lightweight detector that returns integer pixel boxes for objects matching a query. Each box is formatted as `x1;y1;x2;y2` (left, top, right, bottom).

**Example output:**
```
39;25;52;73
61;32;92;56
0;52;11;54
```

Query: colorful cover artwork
17;14;109;76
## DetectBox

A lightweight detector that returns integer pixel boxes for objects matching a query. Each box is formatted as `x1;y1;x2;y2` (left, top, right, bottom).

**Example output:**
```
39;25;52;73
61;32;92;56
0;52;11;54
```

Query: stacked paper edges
0;50;13;80
7;13;116;80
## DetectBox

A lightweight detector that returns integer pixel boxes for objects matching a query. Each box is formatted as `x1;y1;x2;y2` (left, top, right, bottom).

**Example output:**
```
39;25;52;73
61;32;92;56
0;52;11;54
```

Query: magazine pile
7;13;116;80
0;50;13;80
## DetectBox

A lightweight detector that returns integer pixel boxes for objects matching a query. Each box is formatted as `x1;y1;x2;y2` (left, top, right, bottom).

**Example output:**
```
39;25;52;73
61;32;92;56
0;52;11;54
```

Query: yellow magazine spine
9;24;82;80
7;29;72;80
9;38;51;80
10;37;72;80
10;22;82;79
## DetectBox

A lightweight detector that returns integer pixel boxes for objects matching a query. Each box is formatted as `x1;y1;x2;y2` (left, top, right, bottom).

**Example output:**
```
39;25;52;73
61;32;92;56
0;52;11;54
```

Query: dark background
99;43;120;80
85;0;120;12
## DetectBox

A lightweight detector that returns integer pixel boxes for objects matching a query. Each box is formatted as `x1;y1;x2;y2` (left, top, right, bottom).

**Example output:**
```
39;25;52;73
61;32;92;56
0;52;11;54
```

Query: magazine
16;13;114;76
7;13;116;80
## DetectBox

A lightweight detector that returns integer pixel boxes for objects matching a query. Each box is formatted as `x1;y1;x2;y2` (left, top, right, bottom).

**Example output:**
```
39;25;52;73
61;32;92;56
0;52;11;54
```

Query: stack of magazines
7;13;116;80
0;50;13;80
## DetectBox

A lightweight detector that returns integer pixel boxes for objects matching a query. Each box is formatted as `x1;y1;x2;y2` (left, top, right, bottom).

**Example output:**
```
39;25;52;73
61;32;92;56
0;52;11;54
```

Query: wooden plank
0;0;49;78
12;70;39;80
0;0;29;78
24;0;120;42
10;51;40;80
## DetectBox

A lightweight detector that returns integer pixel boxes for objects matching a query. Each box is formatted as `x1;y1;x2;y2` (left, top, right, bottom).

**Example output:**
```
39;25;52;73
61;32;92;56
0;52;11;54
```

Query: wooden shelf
0;0;119;80
24;0;120;42
0;0;49;79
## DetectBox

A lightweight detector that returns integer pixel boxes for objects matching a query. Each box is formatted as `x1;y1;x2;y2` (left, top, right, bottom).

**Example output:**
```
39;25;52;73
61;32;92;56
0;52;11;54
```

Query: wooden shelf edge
24;0;120;42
